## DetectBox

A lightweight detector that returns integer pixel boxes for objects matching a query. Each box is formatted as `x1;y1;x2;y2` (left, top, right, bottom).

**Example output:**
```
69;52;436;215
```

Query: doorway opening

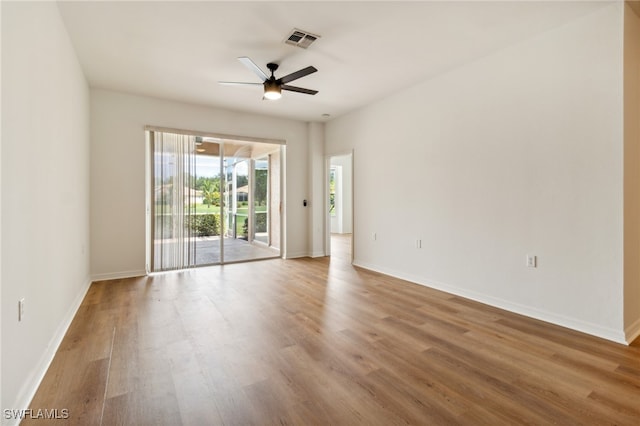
146;129;284;272
326;152;353;262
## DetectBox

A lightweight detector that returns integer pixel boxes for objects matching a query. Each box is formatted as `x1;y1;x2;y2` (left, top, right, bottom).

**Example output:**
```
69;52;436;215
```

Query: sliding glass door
222;149;249;263
221;143;281;263
192;139;222;266
148;130;282;272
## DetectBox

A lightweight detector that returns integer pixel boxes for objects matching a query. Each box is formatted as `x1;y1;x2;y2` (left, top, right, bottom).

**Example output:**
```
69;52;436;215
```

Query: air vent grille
285;28;320;49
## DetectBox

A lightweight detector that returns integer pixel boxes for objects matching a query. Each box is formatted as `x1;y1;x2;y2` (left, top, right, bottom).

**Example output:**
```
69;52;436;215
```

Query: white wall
1;1;91;418
307;122;326;257
326;3;628;343
624;2;640;342
0;0;4;412
90;89;311;278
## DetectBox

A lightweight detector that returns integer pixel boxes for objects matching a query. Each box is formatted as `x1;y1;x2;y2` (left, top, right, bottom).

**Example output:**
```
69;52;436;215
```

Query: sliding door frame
145;126;286;272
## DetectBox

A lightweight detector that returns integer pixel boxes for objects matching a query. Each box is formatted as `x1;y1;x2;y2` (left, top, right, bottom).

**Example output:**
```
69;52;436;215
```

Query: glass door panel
253;157;269;245
193;140;222;266
222;144;249;263
221;145;281;263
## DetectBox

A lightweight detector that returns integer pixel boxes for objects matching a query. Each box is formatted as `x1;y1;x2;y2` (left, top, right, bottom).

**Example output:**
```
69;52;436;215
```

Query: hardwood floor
26;234;640;425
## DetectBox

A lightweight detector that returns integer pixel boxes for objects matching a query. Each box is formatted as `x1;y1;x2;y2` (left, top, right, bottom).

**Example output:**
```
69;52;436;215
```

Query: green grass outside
155;203;267;235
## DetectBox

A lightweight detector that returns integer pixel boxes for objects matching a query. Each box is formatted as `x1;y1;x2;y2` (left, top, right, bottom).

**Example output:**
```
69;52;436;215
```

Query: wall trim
353;260;628;346
282;251;309;259
7;277;92;426
625;317;640;343
91;270;147;282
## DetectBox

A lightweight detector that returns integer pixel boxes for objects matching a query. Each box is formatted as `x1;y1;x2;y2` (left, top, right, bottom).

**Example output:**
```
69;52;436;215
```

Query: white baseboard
283;251;309;259
284;251;327;259
625;317;640;344
353;260;628;345
6;276;92;426
91;269;146;282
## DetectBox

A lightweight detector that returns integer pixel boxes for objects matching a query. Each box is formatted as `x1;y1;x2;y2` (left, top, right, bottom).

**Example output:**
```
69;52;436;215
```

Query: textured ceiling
57;1;610;122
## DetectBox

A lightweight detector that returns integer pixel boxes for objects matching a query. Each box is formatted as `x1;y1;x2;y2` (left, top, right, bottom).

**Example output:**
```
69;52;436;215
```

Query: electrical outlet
416;239;422;249
372;232;377;241
18;298;25;321
526;255;537;268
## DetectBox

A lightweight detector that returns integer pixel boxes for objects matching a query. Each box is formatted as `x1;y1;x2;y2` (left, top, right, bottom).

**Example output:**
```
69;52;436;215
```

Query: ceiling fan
219;57;318;100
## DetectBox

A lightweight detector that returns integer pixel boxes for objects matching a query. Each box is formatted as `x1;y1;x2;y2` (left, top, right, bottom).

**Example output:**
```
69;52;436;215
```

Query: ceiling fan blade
281;85;318;95
279;66;317;84
219;81;262;86
237;57;268;82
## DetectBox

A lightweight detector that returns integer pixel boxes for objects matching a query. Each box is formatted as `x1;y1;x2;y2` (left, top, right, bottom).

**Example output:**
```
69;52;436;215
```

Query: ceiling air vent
285;28;320;49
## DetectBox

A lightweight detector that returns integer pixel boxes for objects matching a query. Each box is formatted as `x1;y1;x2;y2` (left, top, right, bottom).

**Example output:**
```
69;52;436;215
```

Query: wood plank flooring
25;234;640;425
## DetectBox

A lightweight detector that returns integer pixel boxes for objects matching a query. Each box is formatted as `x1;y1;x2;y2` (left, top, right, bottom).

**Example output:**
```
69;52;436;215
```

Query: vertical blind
151;131;197;271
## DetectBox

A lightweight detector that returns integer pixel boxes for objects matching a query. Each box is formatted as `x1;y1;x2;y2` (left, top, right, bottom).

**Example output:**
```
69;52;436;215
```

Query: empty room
2;1;640;425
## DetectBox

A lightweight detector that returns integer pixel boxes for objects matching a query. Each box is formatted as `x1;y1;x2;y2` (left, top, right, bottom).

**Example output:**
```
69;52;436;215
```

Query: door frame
325;150;354;263
145;126;286;270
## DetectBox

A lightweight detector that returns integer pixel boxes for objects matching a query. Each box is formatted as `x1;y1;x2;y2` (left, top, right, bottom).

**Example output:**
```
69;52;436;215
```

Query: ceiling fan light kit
219;57;318;101
263;80;282;100
263;62;283;101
